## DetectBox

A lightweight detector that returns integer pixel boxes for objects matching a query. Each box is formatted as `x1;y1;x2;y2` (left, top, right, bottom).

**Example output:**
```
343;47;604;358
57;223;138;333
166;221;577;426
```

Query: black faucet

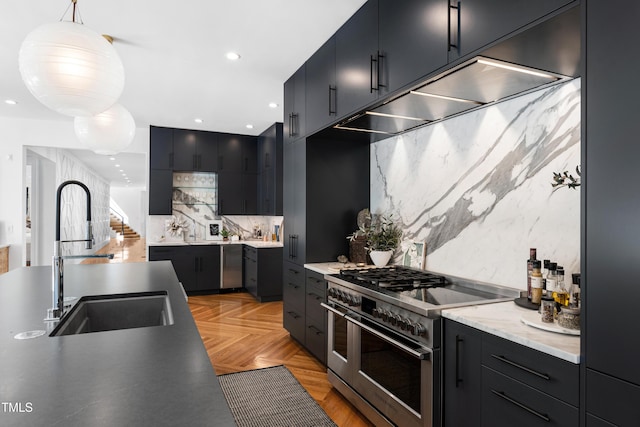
47;180;113;321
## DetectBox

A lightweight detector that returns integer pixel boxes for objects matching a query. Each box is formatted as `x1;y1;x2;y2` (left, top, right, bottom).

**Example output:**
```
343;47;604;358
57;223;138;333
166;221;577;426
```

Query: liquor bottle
553;266;569;306
530;260;543;304
527;248;537;301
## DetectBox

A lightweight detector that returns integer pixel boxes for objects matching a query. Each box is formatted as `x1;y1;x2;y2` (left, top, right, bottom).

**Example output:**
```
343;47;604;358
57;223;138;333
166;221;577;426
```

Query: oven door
349;313;438;427
322;301;353;383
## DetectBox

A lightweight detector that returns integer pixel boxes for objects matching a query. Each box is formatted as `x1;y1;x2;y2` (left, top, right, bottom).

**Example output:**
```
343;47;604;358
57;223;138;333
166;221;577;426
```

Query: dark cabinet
447;0;573;62
304;270;327;365
218;172;257;215
378;0;449;93
257;123;283;215
173;129;218;172
442;320;579;427
148;169;173;215
305;37;337;135
584;0;640;424
283;140;306;264
149;245;220;293
443;320;482;427
217;134;257;173
283;65;305;144
243;245;283;302
150;126;173;169
283;261;306;344
335;0;379;118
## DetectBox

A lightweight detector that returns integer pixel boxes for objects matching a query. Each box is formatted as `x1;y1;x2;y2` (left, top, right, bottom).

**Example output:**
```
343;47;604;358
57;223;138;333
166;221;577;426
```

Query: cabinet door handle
490;390;550;422
308;292;323;301
455;335;463;387
288;268;299;275
308;325;323;336
490;354;551;380
287;310;301;319
329;85;337;115
448;1;460;52
218;155;223;170
376;52;385;91
370;54;376;93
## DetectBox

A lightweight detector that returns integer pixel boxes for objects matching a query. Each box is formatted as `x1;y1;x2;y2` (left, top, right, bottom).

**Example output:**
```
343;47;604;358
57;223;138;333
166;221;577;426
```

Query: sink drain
14;330;46;340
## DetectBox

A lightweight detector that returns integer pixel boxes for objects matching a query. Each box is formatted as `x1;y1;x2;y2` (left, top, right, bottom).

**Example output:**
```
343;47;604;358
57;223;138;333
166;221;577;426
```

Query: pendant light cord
59;0;83;24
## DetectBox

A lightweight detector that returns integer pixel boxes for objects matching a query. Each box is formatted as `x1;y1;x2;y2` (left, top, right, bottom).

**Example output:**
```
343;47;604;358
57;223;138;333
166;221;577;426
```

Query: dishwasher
220;244;243;289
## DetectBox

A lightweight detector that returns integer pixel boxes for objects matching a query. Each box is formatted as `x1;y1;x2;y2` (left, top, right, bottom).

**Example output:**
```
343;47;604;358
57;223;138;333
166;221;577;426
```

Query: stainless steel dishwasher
220;244;242;289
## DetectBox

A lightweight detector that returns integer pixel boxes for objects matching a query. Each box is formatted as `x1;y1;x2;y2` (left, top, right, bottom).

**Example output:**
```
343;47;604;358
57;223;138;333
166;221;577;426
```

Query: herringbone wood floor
189;292;373;427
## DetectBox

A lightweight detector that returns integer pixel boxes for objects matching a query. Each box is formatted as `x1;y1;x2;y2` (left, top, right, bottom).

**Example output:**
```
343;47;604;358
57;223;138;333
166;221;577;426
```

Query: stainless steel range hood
333;5;580;138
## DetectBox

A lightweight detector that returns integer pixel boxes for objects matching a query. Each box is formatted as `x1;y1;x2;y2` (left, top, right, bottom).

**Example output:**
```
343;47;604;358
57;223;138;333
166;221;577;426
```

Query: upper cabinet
305;37;337;136
447;0;575;62
335;0;379;120
378;0;449;93
173;129;218;172
283;64;306;144
150;126;173;170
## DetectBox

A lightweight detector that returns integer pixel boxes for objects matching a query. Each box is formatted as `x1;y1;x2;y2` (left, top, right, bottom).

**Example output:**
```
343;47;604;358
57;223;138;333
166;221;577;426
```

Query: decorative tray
520;310;580;336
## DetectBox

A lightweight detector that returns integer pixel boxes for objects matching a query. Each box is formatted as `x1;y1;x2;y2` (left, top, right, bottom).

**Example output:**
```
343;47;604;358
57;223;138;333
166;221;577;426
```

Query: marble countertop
149;240;282;249
442;301;581;364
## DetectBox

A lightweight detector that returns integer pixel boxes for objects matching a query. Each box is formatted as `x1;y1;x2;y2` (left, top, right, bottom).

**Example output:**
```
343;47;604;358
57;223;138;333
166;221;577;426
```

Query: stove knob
372;308;382;318
398;317;411;330
381;310;390;321
390;314;402;326
345;294;355;305
411;322;426;337
352;296;361;307
328;288;337;298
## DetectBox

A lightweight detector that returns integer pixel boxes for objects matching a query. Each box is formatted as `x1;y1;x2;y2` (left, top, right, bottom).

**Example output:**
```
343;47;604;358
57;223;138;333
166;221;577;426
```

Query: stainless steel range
322;266;518;427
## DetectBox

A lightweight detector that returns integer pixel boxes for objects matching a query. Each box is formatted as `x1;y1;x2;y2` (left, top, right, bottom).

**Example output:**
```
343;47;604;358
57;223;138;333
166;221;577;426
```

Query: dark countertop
0;261;235;426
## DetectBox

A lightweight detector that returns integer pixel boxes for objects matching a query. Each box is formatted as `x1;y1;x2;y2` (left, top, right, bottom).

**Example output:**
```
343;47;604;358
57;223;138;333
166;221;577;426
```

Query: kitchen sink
50;291;174;336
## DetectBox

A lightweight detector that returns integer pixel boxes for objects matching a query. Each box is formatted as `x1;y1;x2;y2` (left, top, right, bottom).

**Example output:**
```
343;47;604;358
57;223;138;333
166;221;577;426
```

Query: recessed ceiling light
246;124;254;129
194;118;203;124
4;99;17;105
109;157;116;161
268;102;278;109
226;52;241;61
114;164;120;167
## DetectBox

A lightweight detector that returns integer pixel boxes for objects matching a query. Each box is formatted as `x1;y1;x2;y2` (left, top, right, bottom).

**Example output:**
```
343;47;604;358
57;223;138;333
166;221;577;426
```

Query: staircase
109;214;140;240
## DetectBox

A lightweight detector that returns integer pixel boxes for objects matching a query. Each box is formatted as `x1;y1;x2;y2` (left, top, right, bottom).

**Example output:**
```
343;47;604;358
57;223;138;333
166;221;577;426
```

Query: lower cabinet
149;245;221;293
585;368;640;426
242;245;283;302
443;319;579;427
282;263;327;365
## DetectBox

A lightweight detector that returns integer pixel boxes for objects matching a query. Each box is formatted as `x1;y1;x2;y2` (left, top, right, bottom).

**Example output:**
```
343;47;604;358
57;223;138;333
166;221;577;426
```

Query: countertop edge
442;303;581;364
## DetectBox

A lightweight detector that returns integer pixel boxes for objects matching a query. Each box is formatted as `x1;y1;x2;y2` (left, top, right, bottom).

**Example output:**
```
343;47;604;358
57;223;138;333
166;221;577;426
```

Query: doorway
26;150;55;266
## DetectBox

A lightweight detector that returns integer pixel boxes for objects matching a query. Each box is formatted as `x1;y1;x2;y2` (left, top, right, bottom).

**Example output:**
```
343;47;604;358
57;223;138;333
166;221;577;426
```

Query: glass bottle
530;260;543;304
527;248;537;301
570;273;581;308
546;262;557;298
553;266;569;307
541;296;555;323
543;259;550;296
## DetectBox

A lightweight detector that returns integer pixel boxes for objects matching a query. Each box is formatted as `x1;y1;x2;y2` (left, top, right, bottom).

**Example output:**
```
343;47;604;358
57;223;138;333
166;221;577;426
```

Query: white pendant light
74;103;135;155
18;3;124;117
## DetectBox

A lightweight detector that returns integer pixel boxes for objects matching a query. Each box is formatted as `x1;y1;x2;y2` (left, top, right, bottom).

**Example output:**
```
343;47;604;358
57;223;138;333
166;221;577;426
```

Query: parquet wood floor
189;292;374;427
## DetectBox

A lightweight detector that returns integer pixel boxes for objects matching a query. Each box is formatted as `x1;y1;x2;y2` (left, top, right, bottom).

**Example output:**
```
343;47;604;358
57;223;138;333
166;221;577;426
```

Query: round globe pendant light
74;103;135;155
18;20;125;117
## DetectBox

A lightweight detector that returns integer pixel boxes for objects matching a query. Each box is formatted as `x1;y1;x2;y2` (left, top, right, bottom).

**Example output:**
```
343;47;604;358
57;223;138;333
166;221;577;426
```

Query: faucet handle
85;221;93;250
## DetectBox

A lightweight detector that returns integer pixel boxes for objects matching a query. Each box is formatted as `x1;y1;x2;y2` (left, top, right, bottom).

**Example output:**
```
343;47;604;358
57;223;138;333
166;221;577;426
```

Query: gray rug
218;365;337;427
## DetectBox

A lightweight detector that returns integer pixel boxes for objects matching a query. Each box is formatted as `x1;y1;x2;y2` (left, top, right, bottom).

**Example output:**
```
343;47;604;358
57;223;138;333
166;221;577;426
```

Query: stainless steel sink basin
50;291;174;336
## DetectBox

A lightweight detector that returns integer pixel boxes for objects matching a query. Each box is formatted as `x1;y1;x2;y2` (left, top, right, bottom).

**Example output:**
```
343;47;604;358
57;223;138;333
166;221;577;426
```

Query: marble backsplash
371;79;581;290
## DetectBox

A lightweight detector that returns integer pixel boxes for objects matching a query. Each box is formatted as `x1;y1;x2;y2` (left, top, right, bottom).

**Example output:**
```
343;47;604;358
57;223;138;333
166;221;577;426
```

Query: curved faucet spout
55;180;92;244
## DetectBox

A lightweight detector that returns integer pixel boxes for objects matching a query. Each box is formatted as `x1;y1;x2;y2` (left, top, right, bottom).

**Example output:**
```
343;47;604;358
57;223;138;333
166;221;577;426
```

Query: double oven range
322;266;518;427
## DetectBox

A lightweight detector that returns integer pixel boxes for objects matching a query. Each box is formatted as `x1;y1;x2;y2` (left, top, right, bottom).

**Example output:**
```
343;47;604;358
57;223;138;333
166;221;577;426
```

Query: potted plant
365;213;402;267
220;227;230;241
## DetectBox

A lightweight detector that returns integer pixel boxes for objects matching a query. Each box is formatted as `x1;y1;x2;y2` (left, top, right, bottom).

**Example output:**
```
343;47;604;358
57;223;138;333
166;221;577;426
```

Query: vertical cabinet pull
218;155;223;171
448;1;461;52
329;85;337;115
370;53;386;93
455;335;463;387
370;55;376;93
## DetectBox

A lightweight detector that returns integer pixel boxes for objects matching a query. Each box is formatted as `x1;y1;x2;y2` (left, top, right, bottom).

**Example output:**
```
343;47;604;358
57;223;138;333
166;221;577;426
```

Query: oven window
333;314;348;359
360;329;421;414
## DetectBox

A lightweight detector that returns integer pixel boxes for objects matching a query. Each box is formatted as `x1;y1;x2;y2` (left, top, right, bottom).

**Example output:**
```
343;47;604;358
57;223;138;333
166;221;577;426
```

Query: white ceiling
1;0;366;187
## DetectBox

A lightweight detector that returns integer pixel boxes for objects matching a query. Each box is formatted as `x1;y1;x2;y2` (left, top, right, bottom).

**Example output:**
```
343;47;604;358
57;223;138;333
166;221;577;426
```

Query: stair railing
110;207;125;239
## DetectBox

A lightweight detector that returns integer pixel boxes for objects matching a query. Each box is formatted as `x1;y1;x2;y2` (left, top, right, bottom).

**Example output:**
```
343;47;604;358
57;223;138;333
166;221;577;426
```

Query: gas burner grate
339;266;448;289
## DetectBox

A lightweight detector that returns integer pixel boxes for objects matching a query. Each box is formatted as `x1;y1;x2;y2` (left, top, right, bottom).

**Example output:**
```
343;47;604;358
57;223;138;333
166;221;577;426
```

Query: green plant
220;227;229;238
365;213;402;252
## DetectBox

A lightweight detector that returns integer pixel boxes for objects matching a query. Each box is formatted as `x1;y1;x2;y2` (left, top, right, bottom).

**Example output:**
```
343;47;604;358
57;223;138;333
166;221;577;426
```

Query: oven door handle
345;314;432;360
320;302;346;318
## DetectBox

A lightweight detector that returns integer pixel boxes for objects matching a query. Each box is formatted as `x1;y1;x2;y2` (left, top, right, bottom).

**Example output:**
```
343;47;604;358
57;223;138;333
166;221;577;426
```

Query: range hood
333;5;580;138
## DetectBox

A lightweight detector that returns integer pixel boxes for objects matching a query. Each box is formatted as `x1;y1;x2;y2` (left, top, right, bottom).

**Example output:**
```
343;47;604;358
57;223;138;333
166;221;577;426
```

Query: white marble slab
371;79;581;291
442;301;580;364
148;240;282;248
